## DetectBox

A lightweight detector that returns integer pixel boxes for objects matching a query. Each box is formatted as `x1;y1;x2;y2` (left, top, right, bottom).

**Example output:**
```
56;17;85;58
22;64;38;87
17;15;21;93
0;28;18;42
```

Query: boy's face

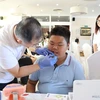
48;35;69;58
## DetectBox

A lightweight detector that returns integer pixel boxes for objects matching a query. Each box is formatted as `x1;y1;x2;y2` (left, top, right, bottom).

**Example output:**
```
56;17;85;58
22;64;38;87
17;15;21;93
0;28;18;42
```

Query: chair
82;43;92;79
87;51;100;79
71;42;81;62
82;43;92;59
18;57;33;85
72;42;89;79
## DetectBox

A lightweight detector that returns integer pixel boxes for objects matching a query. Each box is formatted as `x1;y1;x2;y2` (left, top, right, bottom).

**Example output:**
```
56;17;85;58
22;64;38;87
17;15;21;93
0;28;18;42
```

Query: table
22;93;46;100
1;91;46;100
1;92;69;100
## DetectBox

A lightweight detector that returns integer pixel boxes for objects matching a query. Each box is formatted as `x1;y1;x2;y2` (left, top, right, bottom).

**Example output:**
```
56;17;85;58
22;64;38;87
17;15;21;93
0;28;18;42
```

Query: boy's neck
56;53;67;66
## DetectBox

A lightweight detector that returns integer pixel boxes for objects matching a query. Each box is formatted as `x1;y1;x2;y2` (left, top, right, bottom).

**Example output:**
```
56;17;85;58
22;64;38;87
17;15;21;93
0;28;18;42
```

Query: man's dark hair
49;26;70;43
75;38;79;44
15;17;42;43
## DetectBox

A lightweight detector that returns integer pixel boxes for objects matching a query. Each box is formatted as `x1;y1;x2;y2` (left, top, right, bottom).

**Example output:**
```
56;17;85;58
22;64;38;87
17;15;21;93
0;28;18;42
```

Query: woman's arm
93;44;98;52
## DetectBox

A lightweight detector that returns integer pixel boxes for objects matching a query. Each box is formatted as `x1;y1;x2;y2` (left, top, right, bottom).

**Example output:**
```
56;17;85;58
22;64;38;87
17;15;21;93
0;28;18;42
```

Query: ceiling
0;0;99;19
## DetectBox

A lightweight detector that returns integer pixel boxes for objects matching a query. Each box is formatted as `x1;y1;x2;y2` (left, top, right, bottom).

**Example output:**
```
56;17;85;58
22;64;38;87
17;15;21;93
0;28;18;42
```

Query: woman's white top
93;30;100;51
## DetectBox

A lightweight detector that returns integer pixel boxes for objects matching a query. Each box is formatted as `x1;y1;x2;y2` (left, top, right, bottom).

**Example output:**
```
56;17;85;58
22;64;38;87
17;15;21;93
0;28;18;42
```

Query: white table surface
1;91;46;100
22;93;46;100
1;91;70;100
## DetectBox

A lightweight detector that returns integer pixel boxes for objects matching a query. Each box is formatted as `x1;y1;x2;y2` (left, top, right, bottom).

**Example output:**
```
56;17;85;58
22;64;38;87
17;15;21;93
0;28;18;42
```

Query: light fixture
84;0;97;1
37;4;39;6
53;9;62;12
11;5;26;16
70;6;88;15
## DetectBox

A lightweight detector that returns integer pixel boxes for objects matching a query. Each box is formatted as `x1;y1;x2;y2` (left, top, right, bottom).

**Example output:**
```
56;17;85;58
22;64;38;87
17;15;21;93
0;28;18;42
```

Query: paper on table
44;93;68;100
68;92;73;100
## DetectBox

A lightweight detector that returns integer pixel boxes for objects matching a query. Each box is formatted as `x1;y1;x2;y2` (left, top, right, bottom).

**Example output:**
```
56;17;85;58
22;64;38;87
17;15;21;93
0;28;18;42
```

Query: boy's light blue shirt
29;54;85;94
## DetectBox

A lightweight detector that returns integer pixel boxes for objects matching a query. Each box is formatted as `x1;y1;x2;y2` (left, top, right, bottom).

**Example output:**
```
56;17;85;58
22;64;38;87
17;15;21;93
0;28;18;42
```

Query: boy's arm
26;79;38;93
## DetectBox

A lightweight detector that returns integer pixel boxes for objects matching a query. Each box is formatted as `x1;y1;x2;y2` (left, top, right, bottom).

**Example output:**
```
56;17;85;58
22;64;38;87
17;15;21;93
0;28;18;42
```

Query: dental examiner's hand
35;47;54;56
38;55;57;68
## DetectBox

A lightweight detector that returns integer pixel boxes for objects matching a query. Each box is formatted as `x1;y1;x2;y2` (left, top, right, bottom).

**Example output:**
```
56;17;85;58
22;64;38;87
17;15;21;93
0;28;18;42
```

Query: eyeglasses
96;20;100;23
32;38;44;47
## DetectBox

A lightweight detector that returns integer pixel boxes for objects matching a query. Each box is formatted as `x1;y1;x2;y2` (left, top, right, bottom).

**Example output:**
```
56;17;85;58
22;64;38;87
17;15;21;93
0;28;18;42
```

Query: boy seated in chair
26;26;85;94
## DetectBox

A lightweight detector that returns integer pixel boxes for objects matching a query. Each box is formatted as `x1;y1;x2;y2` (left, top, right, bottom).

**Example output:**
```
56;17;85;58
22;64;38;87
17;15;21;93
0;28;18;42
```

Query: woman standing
93;15;100;52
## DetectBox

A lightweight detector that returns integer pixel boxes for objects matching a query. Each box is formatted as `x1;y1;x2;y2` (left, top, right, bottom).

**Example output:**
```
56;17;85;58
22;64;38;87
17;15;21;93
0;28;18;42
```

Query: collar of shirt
62;53;71;67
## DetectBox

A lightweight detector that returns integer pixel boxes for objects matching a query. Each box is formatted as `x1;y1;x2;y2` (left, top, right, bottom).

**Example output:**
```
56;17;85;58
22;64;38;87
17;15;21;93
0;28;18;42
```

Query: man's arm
7;64;40;78
26;79;38;93
7;55;57;78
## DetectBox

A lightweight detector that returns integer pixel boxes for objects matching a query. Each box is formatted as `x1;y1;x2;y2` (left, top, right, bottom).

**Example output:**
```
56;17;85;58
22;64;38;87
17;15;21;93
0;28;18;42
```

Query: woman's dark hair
49;26;70;43
15;17;43;43
95;15;100;34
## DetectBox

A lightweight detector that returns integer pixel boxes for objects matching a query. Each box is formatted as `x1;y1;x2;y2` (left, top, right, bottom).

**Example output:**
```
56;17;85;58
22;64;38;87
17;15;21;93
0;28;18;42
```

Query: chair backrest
71;42;81;62
87;51;100;79
82;43;92;59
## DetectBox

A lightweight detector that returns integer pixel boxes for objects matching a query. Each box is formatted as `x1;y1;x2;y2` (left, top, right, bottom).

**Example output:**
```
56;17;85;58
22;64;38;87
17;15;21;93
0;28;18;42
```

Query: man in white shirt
0;17;57;90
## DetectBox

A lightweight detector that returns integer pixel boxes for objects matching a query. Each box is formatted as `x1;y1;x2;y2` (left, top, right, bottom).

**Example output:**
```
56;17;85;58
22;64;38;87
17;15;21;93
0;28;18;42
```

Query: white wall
70;17;96;51
0;15;96;49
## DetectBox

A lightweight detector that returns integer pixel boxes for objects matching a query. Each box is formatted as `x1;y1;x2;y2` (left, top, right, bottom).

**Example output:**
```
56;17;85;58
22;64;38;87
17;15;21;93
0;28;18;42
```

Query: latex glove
38;55;57;68
35;47;55;56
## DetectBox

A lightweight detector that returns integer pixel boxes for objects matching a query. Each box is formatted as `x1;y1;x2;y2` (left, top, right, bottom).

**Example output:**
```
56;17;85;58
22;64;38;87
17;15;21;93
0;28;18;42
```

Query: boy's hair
49;26;70;43
15;17;42;43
